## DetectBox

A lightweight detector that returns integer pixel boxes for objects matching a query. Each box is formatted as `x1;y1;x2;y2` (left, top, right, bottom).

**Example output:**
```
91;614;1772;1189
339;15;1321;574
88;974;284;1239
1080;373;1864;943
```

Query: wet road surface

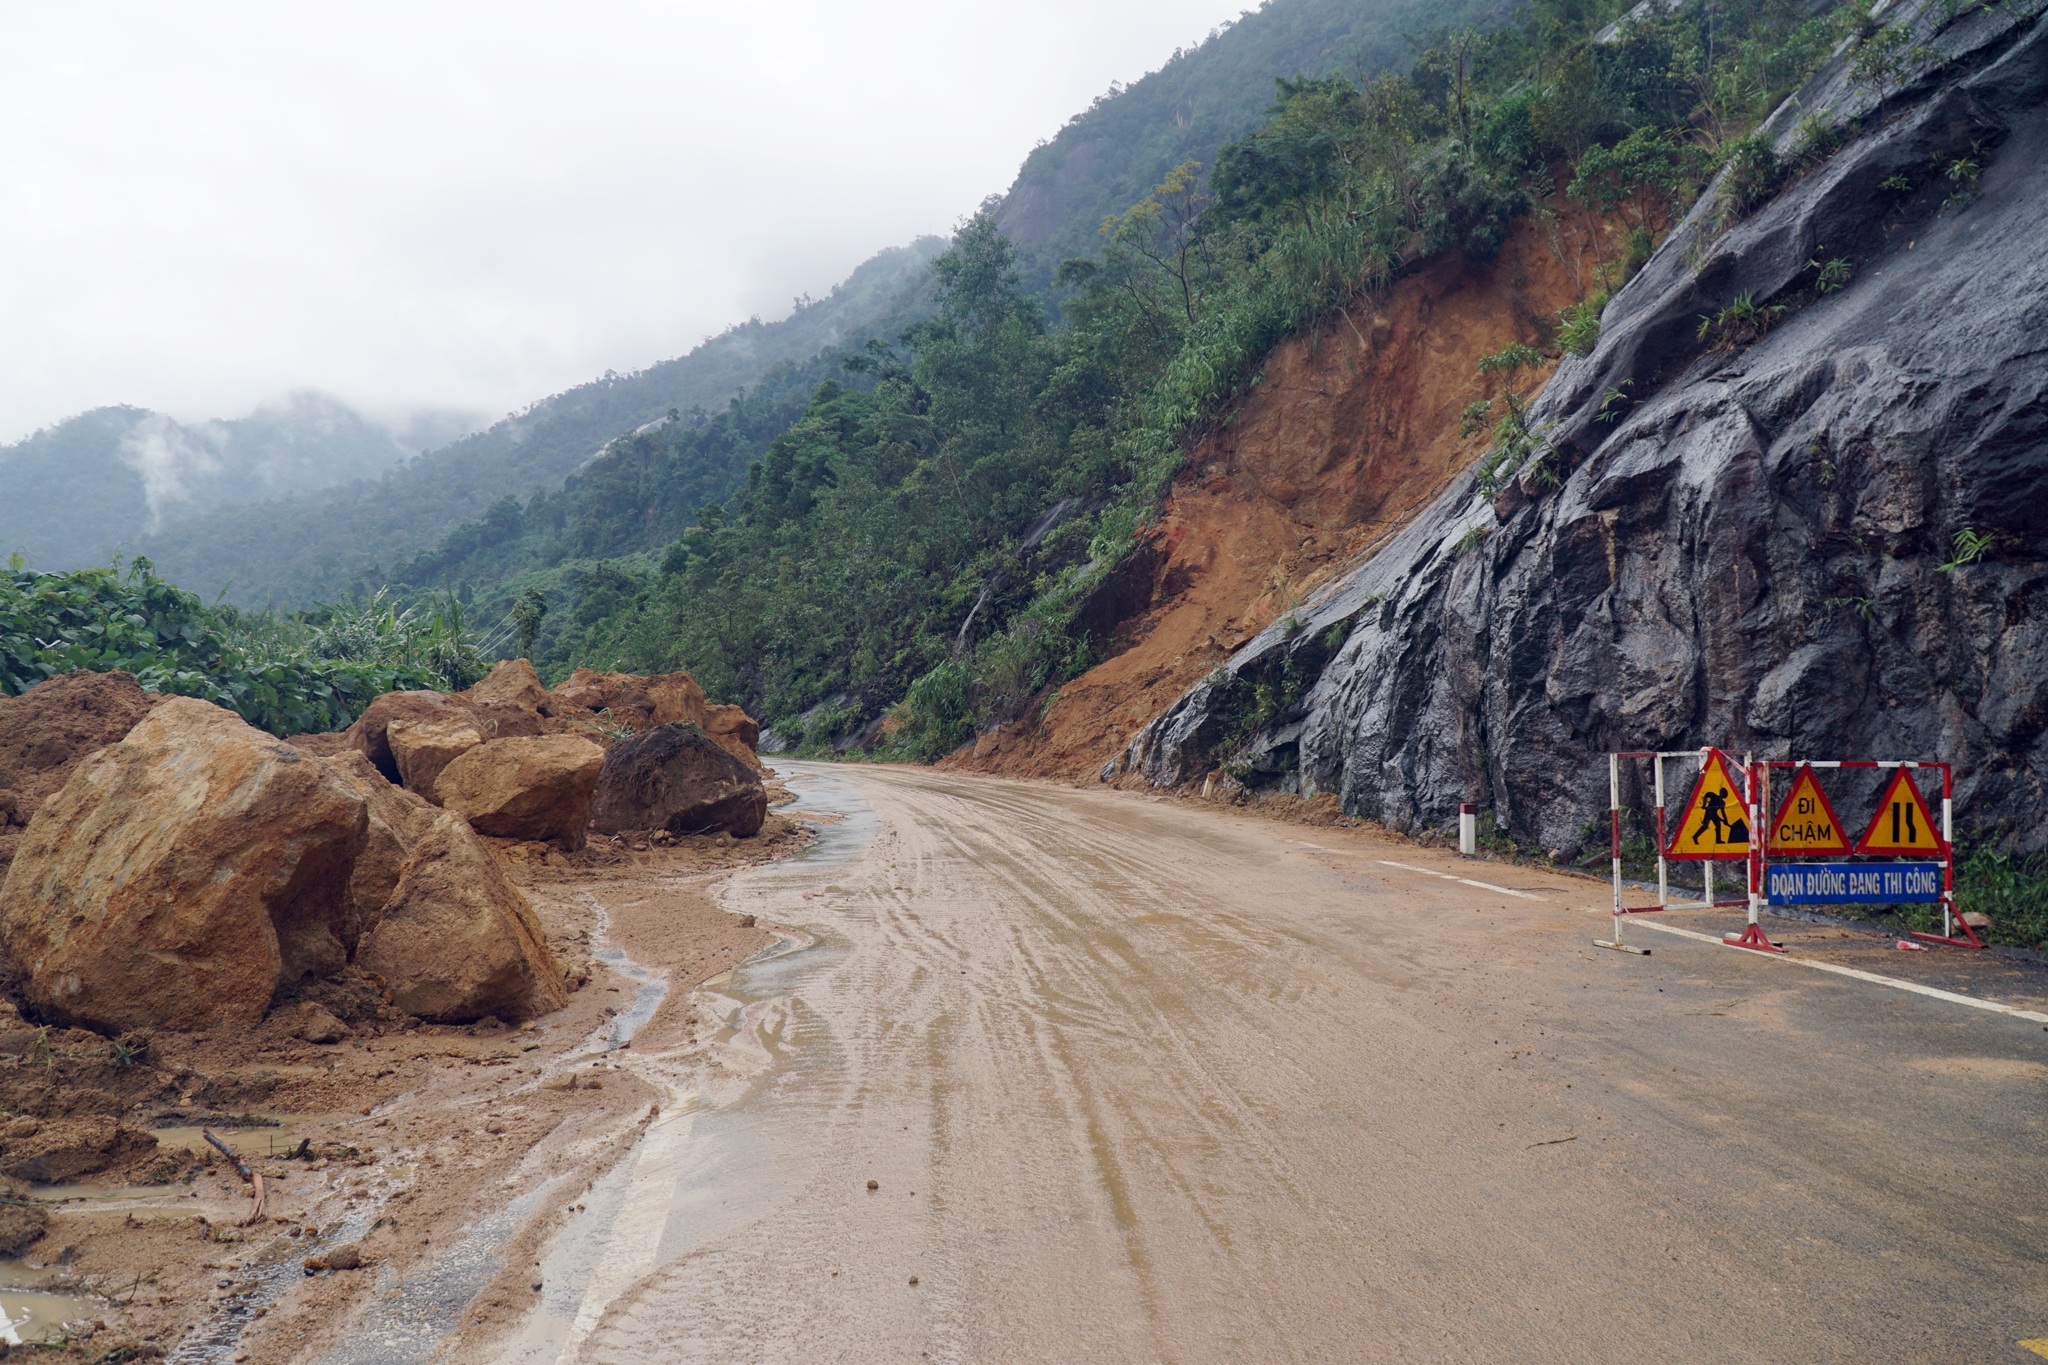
513;762;2048;1363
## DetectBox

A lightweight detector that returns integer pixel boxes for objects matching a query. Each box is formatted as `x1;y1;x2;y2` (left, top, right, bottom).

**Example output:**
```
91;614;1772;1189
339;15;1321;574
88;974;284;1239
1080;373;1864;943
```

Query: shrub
1557;293;1609;356
1697;293;1788;347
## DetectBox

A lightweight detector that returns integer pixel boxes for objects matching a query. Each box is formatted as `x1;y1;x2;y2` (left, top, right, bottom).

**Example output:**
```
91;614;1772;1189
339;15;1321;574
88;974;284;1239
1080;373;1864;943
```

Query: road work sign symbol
1767;765;1850;855
1856;768;1944;854
1666;751;1750;860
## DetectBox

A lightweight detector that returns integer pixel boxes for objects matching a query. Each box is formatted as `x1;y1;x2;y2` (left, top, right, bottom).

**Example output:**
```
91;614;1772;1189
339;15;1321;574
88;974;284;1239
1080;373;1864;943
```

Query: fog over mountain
0;0;1259;444
0;395;480;571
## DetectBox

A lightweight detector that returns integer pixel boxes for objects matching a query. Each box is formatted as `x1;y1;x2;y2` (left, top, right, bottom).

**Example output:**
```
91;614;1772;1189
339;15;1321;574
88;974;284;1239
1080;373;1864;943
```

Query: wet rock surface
1127;2;2048;856
590;723;769;838
0;698;369;1032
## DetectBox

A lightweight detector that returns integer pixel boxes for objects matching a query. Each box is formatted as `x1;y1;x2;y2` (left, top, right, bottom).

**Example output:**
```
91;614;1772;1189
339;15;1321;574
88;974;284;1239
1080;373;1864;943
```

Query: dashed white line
1375;860;1544;900
1632;919;2048;1025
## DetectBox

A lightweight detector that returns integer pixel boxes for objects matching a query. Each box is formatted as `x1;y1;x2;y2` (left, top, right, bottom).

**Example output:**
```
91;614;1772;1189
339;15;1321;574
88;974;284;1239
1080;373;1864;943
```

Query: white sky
0;1;1251;444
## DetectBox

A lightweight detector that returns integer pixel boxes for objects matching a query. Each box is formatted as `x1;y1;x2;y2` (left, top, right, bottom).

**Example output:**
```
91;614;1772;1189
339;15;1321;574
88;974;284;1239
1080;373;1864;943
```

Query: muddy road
506;762;2048;1363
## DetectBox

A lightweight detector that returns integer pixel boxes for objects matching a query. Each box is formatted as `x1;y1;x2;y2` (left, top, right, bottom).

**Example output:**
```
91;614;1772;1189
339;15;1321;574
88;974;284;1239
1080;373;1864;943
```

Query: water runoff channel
497;766;876;1362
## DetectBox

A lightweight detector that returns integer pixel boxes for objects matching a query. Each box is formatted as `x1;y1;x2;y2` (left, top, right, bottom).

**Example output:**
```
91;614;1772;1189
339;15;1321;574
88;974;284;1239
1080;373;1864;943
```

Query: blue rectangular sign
1765;861;1942;906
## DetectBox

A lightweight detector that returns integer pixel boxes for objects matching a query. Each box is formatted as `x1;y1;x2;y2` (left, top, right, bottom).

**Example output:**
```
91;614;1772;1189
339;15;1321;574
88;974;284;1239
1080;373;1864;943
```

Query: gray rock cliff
1120;0;2048;857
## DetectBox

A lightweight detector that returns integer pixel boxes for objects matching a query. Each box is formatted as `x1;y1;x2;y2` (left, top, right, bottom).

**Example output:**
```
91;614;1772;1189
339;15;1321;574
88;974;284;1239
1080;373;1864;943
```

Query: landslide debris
0;669;159;881
552;667;763;770
590;723;769;838
0;698;369;1033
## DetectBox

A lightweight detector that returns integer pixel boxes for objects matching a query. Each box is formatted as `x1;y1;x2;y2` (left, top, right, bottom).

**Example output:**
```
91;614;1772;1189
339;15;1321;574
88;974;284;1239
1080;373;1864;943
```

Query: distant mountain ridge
0;393;476;572
138;238;945;604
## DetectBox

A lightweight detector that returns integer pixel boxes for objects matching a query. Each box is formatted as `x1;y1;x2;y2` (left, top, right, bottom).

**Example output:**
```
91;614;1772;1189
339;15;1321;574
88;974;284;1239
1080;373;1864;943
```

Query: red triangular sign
1855;769;1944;854
1666;750;1751;860
1767;765;1851;855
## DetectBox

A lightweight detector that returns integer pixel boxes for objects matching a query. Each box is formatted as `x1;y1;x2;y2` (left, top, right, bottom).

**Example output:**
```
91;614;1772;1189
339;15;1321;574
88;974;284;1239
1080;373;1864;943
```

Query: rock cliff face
1122;0;2048;856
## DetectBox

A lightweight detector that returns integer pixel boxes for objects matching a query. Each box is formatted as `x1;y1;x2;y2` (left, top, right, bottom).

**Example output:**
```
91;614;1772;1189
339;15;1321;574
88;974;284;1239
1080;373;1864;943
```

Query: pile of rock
0;660;767;1042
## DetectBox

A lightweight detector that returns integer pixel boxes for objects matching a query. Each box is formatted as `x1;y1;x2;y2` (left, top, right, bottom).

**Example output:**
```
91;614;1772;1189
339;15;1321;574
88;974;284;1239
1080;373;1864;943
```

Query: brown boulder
387;713;484;795
589;723;767;838
434;735;604;848
465;658;553;715
0;698;369;1033
0;671;160;879
355;813;566;1022
344;683;551;794
550;668;762;771
344;690;475;788
319;751;439;946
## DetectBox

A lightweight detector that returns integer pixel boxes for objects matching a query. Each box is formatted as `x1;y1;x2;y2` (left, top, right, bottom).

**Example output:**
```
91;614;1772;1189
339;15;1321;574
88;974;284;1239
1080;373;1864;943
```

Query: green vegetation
0;559;478;735
1697;292;1788;346
1954;849;2048;950
1938;527;1994;572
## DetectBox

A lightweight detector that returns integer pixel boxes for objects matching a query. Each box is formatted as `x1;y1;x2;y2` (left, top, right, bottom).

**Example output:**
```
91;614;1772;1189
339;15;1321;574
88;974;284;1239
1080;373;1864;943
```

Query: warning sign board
1767;765;1851;855
1666;751;1751;860
1856;768;1944;854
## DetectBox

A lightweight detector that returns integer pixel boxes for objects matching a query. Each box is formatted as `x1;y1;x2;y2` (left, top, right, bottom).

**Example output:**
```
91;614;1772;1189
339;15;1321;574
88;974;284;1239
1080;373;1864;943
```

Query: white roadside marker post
1596;751;1649;953
1459;802;1476;856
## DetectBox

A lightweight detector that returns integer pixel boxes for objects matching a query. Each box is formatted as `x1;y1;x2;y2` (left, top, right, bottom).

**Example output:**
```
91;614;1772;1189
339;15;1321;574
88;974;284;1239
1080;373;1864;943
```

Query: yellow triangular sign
1667;751;1750;861
1767;765;1851;855
1856;768;1944;854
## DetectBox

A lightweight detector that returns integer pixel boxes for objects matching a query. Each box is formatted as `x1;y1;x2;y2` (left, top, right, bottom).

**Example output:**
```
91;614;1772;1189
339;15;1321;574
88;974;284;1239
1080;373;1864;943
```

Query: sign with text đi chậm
1764;861;1943;906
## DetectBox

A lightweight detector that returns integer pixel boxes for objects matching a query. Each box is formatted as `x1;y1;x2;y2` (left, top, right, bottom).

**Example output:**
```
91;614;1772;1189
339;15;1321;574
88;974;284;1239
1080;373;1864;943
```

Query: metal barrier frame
1600;749;1978;955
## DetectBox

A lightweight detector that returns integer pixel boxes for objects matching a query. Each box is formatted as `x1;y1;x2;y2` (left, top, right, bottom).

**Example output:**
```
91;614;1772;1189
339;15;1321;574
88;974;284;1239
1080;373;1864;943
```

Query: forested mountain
475;0;1881;762
0;394;471;572
996;0;1510;282
137;239;945;604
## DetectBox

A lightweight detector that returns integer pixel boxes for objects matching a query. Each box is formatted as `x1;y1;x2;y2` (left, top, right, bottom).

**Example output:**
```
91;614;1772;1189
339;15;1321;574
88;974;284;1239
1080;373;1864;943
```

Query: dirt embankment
953;209;1608;783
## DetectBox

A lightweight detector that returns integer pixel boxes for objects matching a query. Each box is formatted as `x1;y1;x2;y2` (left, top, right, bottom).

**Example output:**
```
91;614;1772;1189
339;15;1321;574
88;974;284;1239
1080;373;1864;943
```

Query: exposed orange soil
954;210;1607;782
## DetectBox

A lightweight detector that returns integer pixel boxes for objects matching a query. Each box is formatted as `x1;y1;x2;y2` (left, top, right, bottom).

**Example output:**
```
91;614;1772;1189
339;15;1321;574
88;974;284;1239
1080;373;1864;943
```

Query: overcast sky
0;1;1251;444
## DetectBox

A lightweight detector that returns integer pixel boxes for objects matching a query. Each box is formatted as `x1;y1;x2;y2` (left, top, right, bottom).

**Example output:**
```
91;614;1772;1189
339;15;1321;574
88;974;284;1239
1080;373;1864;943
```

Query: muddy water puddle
0;1263;101;1345
500;766;878;1363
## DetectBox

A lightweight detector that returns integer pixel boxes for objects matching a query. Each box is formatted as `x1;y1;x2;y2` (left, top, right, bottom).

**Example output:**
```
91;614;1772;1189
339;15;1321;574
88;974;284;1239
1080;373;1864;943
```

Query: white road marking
1633;920;2048;1025
1375;860;1544;900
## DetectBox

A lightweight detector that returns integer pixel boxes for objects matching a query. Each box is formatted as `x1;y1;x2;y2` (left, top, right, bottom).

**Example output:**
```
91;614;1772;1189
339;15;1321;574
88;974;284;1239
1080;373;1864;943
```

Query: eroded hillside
956;211;1610;781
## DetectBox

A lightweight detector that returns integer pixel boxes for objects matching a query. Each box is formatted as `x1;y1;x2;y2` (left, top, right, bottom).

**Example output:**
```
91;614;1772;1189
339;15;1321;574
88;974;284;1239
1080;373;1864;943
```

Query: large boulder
344;690;477;789
550;668;762;770
433;735;605;847
386;713;483;796
319;751;440;947
589;723;767;838
0;671;159;880
0;698;368;1033
355;813;567;1022
464;658;553;716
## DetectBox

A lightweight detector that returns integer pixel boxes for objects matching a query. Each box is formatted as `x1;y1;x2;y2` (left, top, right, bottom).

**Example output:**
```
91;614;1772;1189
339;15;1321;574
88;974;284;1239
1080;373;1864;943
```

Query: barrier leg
1597;753;1649;954
1654;755;1669;909
1910;765;1985;948
1725;750;1784;953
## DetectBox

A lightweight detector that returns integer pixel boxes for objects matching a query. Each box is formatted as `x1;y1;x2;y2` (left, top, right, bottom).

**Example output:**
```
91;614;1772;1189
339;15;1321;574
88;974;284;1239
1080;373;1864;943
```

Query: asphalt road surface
525;762;2048;1364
